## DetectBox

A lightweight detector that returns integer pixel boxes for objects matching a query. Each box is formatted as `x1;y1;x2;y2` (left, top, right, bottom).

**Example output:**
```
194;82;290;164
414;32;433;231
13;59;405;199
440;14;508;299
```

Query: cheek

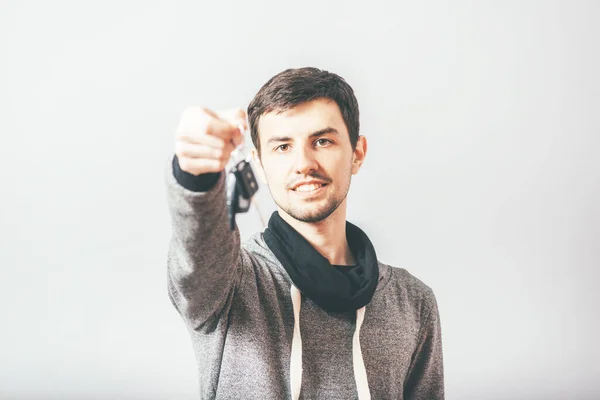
331;156;353;176
263;165;287;190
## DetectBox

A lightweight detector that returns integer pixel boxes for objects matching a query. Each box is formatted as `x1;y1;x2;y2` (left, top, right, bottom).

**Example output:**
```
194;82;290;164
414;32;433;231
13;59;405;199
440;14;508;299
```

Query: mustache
288;173;332;190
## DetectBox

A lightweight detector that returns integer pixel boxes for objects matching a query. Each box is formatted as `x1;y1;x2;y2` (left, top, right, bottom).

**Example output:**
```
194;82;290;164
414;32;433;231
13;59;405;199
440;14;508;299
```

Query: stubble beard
273;175;352;224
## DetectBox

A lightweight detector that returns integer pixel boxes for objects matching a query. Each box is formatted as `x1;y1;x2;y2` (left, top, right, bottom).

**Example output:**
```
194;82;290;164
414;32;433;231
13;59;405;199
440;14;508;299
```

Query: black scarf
263;211;379;313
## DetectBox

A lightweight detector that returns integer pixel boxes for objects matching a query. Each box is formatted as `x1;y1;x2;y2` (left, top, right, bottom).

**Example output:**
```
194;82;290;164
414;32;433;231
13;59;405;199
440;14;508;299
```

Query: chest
296;296;418;398
221;266;420;399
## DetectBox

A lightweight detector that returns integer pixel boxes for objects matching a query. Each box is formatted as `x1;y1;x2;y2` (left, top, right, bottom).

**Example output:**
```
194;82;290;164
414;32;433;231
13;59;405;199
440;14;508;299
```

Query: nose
294;145;319;175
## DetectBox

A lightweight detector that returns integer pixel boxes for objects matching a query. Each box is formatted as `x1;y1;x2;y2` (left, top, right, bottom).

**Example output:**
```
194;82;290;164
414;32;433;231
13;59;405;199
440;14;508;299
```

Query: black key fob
233;160;259;199
226;159;259;230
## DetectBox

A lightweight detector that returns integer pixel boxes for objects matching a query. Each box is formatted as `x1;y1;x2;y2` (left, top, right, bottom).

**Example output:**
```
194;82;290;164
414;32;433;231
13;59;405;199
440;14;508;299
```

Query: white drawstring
290;285;303;400
353;306;371;400
289;285;371;400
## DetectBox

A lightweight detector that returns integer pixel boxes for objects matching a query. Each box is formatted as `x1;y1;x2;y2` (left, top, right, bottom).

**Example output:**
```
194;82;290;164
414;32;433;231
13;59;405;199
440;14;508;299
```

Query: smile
294;183;325;192
291;183;328;196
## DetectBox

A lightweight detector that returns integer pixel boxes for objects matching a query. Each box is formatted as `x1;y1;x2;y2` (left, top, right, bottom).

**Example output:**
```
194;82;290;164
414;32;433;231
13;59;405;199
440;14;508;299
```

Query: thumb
232;126;245;147
217;108;247;147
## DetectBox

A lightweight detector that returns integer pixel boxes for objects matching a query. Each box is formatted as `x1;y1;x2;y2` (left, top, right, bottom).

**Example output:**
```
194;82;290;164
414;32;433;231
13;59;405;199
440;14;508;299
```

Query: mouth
291;183;328;195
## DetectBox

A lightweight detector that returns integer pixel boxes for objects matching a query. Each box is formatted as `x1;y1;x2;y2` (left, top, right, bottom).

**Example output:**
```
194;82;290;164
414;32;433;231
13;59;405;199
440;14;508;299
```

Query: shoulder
377;262;439;319
240;231;291;280
241;231;276;265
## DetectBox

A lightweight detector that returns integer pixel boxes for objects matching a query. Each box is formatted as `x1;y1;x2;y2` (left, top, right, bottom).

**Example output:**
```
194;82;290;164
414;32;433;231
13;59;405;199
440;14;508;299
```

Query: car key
226;124;260;230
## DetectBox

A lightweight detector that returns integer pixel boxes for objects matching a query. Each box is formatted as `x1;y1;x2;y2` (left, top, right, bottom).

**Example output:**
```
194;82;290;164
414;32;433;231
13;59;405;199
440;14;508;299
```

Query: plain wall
1;1;598;399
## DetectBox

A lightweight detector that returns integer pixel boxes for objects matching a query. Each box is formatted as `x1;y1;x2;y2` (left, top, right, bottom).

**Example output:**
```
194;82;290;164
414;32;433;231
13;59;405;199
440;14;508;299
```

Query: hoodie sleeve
403;290;445;400
172;154;221;192
164;156;243;332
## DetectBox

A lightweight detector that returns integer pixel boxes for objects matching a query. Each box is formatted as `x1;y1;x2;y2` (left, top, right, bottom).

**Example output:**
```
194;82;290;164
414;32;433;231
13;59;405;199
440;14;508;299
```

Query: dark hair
248;67;360;157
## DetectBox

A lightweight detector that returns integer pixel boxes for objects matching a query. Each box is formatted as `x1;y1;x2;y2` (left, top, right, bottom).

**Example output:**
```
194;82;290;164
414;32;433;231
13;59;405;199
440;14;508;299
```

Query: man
165;67;444;399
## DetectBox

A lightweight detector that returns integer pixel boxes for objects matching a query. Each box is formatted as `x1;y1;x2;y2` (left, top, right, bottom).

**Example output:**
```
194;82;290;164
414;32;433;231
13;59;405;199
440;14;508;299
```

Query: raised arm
165;107;246;331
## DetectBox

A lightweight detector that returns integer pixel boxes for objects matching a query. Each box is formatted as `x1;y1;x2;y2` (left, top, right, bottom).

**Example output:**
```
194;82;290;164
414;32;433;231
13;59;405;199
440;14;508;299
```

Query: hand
175;107;246;175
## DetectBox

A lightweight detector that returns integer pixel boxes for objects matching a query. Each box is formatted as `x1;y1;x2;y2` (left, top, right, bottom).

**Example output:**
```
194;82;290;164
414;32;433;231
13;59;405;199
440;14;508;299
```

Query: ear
251;148;268;185
351;135;367;175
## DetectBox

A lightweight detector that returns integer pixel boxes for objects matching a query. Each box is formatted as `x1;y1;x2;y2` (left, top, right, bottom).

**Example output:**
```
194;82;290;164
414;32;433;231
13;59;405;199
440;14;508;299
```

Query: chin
289;211;331;224
280;200;342;224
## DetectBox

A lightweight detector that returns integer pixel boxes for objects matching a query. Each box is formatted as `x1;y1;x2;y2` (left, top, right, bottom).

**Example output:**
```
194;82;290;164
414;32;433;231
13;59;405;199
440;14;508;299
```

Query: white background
1;1;599;399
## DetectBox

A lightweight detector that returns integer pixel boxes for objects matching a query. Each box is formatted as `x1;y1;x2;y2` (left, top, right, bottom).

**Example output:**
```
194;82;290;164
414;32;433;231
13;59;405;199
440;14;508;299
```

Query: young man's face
253;98;366;223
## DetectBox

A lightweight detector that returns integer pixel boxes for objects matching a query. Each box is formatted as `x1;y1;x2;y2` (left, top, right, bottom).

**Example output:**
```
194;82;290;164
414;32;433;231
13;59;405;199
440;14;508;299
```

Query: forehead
258;98;347;140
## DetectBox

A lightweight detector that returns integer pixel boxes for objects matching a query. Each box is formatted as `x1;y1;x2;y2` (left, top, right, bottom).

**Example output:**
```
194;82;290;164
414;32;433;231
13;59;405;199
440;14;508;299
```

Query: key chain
225;124;265;230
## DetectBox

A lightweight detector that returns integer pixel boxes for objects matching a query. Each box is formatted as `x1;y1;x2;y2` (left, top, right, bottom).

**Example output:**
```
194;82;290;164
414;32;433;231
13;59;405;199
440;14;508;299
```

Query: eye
275;144;290;152
315;138;333;147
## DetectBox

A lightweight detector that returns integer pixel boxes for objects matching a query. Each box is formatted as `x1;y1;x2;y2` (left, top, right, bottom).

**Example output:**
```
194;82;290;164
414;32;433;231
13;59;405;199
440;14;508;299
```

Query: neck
277;199;356;266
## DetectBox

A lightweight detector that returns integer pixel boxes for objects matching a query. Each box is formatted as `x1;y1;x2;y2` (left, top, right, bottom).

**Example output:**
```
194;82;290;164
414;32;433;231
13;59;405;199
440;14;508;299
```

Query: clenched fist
175;107;247;175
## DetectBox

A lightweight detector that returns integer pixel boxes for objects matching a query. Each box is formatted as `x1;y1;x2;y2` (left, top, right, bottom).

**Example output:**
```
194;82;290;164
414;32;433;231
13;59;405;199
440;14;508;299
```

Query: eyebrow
266;127;340;145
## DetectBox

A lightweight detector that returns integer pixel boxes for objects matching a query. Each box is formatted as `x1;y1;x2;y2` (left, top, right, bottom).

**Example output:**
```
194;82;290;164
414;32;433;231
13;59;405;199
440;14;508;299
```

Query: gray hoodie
165;160;444;399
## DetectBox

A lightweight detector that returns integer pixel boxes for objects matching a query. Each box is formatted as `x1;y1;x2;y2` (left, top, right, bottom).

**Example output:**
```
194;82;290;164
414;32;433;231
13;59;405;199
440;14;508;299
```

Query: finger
176;141;235;160
232;129;245;147
177;157;227;175
205;118;239;141
218;108;248;146
176;130;229;148
217;108;247;129
177;107;239;142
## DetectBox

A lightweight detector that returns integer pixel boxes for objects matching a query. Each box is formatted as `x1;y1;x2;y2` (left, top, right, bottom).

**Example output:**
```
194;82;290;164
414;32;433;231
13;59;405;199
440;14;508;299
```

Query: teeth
295;183;323;192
